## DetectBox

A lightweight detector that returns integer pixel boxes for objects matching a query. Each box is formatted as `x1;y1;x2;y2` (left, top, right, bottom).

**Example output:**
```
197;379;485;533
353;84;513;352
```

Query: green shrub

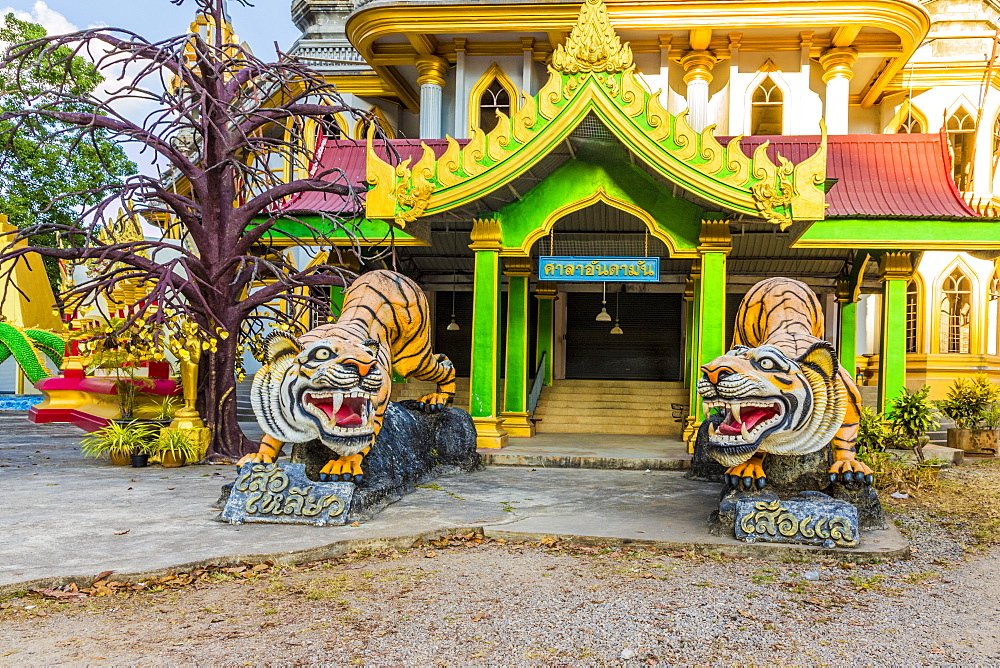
937;375;1000;429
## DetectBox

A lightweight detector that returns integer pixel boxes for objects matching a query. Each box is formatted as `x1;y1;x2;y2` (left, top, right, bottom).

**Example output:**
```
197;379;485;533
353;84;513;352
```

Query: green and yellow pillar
468;219;509;449
534;281;557;387
502;257;534;437
877;252;913;413
684;219;731;449
835;277;859;380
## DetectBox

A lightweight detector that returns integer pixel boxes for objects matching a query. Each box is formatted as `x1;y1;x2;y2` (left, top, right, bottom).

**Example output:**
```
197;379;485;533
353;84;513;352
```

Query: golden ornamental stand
167;320;211;458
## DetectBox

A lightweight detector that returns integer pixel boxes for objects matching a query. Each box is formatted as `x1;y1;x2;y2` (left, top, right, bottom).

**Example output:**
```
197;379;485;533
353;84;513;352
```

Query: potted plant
136;395;181;428
80;421;159;466
145;429;202;468
937;375;1000;454
886;385;939;463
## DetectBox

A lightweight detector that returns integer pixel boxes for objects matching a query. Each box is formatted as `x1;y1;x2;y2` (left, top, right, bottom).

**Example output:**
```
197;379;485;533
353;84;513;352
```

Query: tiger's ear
262;331;302;364
796;341;838;379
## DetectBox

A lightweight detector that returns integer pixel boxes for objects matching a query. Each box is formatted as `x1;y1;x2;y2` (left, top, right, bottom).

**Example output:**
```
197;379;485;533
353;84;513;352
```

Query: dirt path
1;519;998;666
6;458;1000;665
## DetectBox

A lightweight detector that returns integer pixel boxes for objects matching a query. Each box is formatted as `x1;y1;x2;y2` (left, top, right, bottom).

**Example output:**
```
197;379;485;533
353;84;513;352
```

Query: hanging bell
610;319;623;335
595;304;612;322
447;316;460;331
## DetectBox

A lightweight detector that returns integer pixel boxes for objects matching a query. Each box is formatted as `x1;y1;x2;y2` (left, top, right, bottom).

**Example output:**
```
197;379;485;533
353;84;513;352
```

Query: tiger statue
239;270;456;483
696;277;872;490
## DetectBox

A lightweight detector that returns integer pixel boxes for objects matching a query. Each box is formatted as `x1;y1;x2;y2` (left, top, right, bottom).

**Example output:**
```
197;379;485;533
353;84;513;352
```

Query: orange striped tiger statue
240;270;456;483
696;277;873;490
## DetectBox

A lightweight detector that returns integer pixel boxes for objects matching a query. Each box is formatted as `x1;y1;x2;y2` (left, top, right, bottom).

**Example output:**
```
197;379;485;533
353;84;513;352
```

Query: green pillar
468;220;508;449
698;251;727;364
502;258;534;437
836;277;858;380
534;282;557;386
685;219;731;449
878;252;912;413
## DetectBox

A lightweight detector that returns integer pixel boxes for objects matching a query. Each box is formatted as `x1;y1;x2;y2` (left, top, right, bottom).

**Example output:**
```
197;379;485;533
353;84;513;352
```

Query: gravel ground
2;499;999;666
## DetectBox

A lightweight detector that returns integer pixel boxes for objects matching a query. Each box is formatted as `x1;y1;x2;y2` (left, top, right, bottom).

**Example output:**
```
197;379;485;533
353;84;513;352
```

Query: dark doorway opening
565;291;683;381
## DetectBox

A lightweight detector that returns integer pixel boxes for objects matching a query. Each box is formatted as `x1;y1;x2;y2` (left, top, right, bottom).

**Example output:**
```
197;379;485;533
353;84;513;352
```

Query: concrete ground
1;413;907;593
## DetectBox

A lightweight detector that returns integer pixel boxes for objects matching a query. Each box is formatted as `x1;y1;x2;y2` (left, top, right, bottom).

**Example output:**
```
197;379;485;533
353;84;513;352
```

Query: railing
527;352;547;415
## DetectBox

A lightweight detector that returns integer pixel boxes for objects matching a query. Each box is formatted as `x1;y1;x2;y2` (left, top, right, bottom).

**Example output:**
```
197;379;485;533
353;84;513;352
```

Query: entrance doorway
564;291;683;380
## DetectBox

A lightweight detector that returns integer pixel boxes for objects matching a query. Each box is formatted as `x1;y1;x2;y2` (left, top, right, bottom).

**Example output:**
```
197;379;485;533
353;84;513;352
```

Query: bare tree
0;0;390;460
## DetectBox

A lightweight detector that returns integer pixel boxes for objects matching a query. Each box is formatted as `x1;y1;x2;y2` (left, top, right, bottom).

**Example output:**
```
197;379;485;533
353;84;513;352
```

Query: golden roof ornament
551;0;633;74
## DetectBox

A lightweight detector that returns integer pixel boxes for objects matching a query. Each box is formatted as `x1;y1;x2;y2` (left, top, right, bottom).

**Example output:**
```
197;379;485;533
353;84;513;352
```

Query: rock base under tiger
216;401;480;523
291;400;480;522
693;420;887;540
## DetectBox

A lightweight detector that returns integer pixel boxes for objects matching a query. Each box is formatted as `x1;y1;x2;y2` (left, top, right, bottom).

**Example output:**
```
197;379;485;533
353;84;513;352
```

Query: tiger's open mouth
304;391;374;436
703;399;784;445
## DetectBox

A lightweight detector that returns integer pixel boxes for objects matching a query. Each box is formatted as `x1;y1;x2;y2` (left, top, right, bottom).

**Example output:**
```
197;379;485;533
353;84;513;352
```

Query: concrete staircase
533;379;688;438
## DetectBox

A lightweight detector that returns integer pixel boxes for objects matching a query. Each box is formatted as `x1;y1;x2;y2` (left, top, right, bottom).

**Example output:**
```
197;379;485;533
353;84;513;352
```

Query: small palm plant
145;429;203;467
886;386;939;463
80;421;159;465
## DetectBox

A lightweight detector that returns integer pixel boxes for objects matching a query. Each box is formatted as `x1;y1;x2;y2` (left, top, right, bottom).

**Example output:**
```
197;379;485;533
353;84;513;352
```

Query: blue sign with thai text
538;256;660;282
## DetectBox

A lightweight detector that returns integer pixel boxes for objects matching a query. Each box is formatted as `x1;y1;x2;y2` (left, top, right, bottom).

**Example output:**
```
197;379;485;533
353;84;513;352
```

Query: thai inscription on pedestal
220;463;353;526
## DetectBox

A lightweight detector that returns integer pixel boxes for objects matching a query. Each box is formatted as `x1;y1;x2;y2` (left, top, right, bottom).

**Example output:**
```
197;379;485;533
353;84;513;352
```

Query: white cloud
1;2;162;175
0;1;78;35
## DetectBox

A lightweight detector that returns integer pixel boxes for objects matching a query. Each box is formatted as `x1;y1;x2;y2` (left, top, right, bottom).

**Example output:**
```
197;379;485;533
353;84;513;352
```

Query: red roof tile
737;133;976;218
280;133;976;219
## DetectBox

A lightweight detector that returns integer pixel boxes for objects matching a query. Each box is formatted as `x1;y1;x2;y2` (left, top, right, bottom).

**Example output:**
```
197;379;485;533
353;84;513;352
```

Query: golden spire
551;0;633;74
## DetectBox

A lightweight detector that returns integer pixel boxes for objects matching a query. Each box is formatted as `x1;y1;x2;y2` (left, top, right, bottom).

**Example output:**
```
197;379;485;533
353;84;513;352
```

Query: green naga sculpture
0;319;64;384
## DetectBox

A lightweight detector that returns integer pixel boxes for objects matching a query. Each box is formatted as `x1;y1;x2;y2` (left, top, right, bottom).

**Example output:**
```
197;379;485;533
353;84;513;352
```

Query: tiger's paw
725;460;767;491
319;454;365;484
236;451;276;467
829;459;874;486
416;392;452;413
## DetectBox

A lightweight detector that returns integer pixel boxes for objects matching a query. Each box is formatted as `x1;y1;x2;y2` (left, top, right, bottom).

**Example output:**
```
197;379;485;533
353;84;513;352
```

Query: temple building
259;0;1000;449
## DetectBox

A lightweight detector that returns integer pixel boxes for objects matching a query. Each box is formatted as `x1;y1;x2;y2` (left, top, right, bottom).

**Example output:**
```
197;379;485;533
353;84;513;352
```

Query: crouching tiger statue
697;277;873;490
239;270;456;482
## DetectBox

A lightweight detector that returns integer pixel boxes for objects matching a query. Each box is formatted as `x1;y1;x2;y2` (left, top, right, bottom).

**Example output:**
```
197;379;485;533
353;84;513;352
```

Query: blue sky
0;1;305;174
0;0;302;61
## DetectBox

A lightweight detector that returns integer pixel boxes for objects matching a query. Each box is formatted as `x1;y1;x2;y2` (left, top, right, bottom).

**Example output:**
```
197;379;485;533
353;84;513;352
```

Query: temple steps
533;380;686;438
391;377;470;411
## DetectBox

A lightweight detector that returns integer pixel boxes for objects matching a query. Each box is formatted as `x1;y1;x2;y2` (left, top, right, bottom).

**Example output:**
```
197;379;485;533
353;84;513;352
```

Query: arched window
940;268;973;353
468;63;518;135
905;280;919;353
750;77;783;135
992;116;1000;181
353;106;396;140
317;114;343;141
947;107;976;191
478;79;511;134
897;109;924;134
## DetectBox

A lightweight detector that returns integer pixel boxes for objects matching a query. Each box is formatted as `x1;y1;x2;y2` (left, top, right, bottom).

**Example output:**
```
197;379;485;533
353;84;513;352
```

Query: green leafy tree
0;13;135;286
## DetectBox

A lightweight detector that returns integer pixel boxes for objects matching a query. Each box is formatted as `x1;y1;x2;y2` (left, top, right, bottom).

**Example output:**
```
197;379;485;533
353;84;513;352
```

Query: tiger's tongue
335;399;364;427
717;406;772;435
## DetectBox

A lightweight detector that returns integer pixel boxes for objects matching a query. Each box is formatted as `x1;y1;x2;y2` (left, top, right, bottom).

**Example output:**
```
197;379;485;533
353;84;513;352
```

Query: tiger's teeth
741;422;750;441
708;422;716;436
332;394;343;414
731;403;742;423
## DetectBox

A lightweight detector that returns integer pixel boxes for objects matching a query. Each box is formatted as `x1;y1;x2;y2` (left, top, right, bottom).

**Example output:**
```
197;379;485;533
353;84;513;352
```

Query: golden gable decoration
364;0;827;231
551;0;633;74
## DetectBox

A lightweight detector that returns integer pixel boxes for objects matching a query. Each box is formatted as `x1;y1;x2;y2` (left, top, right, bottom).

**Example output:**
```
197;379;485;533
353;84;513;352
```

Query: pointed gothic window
478;79;511;134
905;280;919;353
318;114;342;141
751;77;783;135
947;107;976;191
897;108;924;133
939;268;972;354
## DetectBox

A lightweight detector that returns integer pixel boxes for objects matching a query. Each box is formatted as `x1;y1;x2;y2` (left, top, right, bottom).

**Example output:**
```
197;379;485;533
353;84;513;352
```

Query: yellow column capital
878;251;914;281
503;257;533;277
819;47;858;83
836;277;860;303
469;218;503;252
697;219;732;254
416;56;448;88
680;50;718;85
